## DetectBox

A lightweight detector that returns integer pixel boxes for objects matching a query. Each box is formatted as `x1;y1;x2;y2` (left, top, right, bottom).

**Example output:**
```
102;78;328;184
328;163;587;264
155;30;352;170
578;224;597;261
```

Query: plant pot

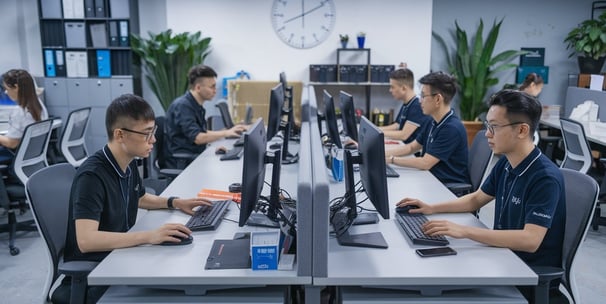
578;56;606;74
341;41;348;49
462;121;484;147
357;36;365;48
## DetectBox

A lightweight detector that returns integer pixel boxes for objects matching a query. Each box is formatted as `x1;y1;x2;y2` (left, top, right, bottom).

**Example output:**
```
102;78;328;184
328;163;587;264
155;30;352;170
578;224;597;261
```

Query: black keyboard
185;200;231;231
395;211;449;246
220;146;244;161
233;136;245;147
385;164;400;178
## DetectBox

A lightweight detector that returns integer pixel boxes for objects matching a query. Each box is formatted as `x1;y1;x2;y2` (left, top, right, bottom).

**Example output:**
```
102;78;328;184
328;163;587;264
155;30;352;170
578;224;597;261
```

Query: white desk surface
0;118;62;135
541;116;606;146
88;139;311;287
315;165;537;287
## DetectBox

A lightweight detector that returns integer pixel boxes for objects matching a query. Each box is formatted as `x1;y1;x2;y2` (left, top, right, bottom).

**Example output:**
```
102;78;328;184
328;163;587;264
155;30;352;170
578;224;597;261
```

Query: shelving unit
37;0;139;152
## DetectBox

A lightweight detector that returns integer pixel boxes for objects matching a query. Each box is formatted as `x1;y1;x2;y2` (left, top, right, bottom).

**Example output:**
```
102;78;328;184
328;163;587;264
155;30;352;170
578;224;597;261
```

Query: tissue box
250;231;280;270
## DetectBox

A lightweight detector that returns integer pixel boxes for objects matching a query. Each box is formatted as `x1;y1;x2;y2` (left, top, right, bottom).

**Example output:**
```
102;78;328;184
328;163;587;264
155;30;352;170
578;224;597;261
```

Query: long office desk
541;116;606;146
88;137;311;301
306;85;536;302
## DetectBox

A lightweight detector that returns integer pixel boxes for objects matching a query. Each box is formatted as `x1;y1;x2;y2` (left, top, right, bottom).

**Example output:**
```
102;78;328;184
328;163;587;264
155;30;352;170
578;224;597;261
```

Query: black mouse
159;234;193;246
395;205;419;214
215;147;227;155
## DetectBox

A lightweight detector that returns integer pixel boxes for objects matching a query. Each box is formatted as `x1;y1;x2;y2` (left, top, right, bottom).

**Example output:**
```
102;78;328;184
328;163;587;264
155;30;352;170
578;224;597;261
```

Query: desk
541;116;606;146
0;118;62;135
88;137;311;298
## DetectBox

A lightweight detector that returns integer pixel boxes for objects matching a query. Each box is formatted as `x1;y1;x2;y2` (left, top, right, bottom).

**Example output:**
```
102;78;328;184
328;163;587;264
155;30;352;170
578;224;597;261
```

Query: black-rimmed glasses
121;125;157;142
483;121;524;134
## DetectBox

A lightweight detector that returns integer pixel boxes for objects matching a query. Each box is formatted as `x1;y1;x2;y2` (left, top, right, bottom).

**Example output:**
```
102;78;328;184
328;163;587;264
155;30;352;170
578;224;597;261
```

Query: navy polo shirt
65;146;145;262
395;96;431;144
415;109;469;185
164;91;207;167
481;147;565;267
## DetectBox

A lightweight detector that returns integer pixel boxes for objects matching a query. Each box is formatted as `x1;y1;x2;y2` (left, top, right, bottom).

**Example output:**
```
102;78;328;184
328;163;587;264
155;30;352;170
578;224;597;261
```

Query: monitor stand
336;230;388;249
246;213;280;228
353;213;379;225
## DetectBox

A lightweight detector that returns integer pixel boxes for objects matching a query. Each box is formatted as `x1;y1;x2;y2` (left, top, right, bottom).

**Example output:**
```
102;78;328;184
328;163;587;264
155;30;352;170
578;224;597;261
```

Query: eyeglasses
483;121;524;134
420;93;438;99
120;125;157;142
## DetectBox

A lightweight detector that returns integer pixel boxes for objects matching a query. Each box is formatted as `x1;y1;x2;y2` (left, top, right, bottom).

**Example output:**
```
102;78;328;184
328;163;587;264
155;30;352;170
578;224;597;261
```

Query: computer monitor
278;72;298;164
239;118;282;228
244;105;253;124
323;90;342;149
339;91;358;142
266;83;284;141
330;115;389;248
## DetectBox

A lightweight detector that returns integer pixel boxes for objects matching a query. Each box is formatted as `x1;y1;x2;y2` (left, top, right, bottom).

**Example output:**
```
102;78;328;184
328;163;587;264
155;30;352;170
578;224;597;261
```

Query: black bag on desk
205;238;251;270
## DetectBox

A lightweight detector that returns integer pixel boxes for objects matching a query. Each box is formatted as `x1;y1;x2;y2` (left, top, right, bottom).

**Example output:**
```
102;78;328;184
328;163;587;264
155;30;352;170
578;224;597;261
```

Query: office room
1;0;606;303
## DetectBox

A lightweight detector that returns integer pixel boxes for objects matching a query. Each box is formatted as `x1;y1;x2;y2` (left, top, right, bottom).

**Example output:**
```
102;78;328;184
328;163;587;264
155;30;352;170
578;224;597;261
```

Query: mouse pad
205;238;251;270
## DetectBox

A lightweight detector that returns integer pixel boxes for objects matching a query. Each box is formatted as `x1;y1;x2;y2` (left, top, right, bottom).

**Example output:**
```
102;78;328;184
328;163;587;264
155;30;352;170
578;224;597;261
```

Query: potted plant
131;29;212;110
339;34;349;48
356;32;366;48
564;11;606;74
433;19;527;145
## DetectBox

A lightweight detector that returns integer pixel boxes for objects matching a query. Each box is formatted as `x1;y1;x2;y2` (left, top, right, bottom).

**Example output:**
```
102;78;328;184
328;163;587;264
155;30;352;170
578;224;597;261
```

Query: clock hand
283;3;326;24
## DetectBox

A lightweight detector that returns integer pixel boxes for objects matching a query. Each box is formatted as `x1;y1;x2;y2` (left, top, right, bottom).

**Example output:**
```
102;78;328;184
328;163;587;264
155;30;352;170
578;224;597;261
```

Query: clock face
271;0;336;49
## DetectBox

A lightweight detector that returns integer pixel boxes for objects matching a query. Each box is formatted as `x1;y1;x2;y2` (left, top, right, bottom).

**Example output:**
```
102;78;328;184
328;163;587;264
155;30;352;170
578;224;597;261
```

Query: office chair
559;118;593;174
532;168;599;304
26;163;99;304
216;101;235;129
59;107;91;167
445;130;493;197
0;119;54;255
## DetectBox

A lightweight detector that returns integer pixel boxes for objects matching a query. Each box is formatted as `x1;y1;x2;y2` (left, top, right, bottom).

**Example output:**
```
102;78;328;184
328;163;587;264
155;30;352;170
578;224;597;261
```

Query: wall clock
271;0;336;49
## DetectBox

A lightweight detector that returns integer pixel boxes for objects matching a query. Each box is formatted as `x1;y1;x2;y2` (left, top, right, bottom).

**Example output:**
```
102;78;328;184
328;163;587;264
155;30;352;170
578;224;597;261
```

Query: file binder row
309;64;395;83
61;21;130;48
41;0;130;19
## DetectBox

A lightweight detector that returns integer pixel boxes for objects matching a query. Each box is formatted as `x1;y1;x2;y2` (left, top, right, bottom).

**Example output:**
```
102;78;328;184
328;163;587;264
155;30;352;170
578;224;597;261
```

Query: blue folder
96;50;111;78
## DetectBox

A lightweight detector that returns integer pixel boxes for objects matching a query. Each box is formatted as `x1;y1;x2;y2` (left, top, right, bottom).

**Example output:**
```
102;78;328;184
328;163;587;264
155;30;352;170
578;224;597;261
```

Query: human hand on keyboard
171;197;213;215
150;223;192;245
422;219;466;239
396;198;432;215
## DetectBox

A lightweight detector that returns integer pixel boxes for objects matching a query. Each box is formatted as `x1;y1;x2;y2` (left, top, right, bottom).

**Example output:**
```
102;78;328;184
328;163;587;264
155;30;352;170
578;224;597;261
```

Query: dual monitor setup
320;90;391;249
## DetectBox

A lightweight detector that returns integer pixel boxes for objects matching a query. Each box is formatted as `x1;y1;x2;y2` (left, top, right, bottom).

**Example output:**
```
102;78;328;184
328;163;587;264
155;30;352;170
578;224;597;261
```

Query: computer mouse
215;147;227;155
159;234;193;246
395;205;419;214
344;142;357;150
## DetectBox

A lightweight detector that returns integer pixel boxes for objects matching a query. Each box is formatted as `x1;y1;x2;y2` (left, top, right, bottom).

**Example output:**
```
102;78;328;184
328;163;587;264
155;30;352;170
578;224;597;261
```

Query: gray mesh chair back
216;102;234;129
13;119;54;184
445;130;493;197
60;107;91;167
26;163;98;303
559;118;592;173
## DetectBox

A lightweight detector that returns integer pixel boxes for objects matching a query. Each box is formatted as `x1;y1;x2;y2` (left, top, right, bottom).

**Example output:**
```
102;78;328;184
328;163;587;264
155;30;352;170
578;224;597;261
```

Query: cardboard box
227;80;303;127
250;231;280;270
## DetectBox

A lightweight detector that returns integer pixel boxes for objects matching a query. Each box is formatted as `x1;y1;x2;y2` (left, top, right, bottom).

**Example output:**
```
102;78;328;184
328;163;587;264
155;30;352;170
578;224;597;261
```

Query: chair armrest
444;182;472;197
58;259;99;277
159;168;182;179
531;266;564;304
173;152;197;161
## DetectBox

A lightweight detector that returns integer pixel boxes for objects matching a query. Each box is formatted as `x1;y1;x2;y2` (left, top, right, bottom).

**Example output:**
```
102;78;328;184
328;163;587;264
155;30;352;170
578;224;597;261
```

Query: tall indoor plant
564;11;606;74
131;30;212;110
433;19;527;122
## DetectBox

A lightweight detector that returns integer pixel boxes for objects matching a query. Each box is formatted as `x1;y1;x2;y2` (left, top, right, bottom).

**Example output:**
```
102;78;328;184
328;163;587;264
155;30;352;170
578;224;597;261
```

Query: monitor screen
323;90;342;149
339;91;358;142
278;72;298;164
267;83;284;141
239;118;267;227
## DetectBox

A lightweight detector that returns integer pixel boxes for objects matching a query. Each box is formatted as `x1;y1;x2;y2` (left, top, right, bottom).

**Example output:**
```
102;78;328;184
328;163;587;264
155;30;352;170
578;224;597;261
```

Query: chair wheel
10;246;20;256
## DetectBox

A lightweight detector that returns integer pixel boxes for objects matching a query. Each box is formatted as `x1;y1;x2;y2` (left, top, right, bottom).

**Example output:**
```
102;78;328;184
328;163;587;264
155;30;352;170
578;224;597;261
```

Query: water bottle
331;147;344;182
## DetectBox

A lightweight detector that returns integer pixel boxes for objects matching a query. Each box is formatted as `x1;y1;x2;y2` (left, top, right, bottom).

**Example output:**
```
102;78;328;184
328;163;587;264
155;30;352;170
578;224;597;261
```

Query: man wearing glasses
61;94;211;302
397;90;565;271
385;71;469;186
164;65;246;169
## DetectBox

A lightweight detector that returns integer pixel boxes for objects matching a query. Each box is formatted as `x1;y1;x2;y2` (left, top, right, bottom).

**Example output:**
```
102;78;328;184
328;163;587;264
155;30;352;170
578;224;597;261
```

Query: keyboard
385;164;400;178
185;200;231;231
395;211;449;246
220;146;244;161
233;136;245;147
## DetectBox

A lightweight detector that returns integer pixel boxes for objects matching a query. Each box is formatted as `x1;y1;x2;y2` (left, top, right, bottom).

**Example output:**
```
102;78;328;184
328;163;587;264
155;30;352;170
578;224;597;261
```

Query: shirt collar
505;147;542;177
102;145;131;178
186;91;205;110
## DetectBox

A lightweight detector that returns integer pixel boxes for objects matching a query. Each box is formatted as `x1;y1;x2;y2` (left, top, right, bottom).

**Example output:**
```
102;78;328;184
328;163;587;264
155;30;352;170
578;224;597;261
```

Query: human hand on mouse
149;223;191;245
396;197;432;214
171;197;214;215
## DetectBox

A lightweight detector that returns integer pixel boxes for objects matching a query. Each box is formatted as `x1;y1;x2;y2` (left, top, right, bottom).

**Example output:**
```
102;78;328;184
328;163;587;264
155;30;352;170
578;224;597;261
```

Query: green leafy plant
339;34;349;42
433;19;527;121
131;29;212;110
564;12;606;60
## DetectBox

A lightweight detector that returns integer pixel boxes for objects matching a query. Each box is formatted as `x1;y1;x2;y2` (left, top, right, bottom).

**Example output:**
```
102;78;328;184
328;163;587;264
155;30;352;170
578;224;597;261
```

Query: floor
1;214;606;303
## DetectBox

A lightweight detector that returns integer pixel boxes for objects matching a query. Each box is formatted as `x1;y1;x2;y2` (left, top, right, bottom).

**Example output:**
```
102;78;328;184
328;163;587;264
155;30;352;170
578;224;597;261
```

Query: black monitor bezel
323;90;342;149
339;91;358;142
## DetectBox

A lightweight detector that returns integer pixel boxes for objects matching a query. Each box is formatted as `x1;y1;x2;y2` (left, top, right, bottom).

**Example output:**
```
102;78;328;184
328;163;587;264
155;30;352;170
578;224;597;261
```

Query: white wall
0;0;41;73
431;0;597;107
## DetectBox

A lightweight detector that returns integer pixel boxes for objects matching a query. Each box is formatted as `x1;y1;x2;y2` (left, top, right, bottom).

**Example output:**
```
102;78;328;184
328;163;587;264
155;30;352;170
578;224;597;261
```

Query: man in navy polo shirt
385;71;469;185
164;65;246;169
397;90;566;269
379;68;430;144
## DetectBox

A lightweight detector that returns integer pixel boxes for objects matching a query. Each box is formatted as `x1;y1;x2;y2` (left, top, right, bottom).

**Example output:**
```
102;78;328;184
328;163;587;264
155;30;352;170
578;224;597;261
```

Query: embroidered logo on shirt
511;196;522;205
532;211;551;220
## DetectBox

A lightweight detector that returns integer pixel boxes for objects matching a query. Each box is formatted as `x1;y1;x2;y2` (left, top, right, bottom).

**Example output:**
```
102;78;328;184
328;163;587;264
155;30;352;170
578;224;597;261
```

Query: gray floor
1;216;606;303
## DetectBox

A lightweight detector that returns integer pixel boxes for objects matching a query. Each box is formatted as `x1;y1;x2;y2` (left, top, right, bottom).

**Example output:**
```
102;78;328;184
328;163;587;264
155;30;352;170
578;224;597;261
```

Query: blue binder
96;50;112;77
44;49;56;77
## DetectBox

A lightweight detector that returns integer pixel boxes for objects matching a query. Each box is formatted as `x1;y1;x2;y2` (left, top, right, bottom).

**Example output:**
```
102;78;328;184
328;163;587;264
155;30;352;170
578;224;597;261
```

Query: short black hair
418;71;457;104
488;89;542;134
106;94;155;140
188;65;217;88
389;68;414;89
